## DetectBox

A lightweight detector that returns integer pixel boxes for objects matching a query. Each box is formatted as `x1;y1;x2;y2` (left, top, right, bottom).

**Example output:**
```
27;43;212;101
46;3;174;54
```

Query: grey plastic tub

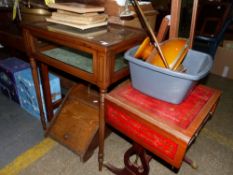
124;46;213;104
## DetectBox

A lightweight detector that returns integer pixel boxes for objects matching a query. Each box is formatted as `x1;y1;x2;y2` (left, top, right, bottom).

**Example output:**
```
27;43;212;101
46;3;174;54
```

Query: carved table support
105;143;151;175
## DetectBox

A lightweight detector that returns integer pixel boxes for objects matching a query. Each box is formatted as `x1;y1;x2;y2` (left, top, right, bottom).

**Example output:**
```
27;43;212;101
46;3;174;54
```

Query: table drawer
105;100;187;168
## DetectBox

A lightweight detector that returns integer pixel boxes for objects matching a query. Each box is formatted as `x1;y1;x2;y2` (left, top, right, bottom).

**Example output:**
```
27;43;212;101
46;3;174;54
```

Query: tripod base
105;143;151;175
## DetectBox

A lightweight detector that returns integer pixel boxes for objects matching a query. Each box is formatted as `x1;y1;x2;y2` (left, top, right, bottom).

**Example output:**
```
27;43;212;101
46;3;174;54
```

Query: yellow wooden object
134;37;153;60
135;37;189;70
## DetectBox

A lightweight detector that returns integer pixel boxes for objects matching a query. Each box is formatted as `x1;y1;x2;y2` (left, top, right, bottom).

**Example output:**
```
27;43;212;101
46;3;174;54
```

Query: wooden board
46;17;108;30
47;84;100;162
47;2;104;13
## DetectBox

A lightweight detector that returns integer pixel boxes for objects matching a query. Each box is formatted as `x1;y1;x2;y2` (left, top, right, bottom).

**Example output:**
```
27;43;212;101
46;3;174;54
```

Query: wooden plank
189;0;199;48
47;84;100;162
169;0;182;38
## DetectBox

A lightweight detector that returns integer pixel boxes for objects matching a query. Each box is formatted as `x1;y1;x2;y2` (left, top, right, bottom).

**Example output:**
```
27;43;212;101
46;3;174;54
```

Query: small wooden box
47;84;99;162
105;81;221;168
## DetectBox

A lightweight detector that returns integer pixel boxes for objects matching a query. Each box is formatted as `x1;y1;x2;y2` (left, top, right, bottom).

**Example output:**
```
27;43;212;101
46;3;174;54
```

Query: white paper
116;0;126;6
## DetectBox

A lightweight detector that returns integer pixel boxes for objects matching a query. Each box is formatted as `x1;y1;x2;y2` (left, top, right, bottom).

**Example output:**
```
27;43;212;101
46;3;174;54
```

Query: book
51;11;108;25
46;17;108;30
57;10;98;16
47;23;107;38
47;2;105;14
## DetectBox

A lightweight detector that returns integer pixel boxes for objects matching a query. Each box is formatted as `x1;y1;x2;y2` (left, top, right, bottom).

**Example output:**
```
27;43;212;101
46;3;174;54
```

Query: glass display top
30;22;145;46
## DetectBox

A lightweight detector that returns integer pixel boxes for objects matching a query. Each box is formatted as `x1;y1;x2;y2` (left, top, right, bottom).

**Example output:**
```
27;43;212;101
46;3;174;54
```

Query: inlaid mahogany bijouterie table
105;81;221;175
22;22;145;170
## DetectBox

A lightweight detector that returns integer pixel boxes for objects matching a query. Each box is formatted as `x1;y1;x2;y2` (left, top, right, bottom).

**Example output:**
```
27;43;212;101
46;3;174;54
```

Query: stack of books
46;2;108;30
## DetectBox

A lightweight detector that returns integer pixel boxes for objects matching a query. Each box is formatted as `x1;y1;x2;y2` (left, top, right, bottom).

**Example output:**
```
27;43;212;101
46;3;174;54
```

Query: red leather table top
105;81;221;168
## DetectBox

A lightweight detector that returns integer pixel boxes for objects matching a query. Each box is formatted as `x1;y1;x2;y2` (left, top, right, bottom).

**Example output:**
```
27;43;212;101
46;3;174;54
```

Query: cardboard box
14;68;62;120
0;57;30;103
104;0;155;17
211;44;233;79
0;57;62;119
223;40;233;49
105;0;158;29
108;10;158;29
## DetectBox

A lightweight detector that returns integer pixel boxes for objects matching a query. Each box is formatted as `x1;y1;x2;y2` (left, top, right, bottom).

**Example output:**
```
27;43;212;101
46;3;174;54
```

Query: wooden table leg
99;89;107;171
40;63;53;122
30;57;47;130
105;143;151;175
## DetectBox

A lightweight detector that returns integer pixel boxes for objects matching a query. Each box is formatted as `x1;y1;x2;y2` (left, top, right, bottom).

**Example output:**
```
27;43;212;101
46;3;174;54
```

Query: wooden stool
104;81;221;174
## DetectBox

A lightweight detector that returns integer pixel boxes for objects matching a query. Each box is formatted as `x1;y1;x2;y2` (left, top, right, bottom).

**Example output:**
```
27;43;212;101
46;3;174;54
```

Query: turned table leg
40;63;53;122
99;89;107;171
30;57;47;130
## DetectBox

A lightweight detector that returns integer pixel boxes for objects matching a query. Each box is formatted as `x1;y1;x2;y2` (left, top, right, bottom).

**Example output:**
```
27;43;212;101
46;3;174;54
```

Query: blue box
0;57;30;103
14;68;62;120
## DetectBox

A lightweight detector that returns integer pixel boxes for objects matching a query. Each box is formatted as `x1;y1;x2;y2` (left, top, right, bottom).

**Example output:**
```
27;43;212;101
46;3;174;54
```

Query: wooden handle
189;0;199;49
131;0;170;69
